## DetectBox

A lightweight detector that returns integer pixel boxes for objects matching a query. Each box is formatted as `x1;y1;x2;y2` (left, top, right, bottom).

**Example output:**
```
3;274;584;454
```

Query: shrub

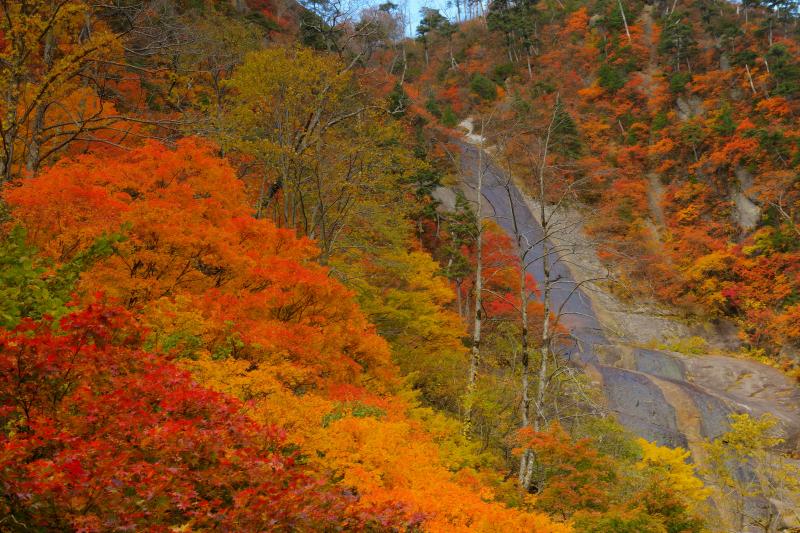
470;73;497;101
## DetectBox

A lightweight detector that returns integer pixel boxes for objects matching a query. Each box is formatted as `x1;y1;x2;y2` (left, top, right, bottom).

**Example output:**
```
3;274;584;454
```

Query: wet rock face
634;348;685;381
598;364;686;448
683;355;800;451
591;344;800;449
455;140;800;455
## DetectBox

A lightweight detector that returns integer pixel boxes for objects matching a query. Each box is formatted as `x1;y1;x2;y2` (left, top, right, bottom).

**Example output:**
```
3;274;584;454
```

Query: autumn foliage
12;0;795;526
400;0;800;375
2;140;567;531
0;301;407;530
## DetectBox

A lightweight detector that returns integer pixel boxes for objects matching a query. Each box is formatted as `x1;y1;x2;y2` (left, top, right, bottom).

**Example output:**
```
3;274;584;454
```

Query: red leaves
515;423;616;520
0;302;406;530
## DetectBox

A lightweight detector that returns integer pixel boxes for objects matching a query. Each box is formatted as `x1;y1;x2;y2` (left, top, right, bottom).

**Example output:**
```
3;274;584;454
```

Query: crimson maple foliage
514;424;616;520
0;300;411;531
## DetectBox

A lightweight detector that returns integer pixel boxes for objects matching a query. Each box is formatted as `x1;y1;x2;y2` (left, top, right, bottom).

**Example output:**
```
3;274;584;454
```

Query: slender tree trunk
534;120;554;433
256;174;269;218
526;46;533;80
498;163;536;488
618;0;632;43
400;47;408;85
746;64;758;95
456;278;463;318
25;29;56;174
522;103;556;490
1;115;18;182
464;136;484;436
518;239;533;486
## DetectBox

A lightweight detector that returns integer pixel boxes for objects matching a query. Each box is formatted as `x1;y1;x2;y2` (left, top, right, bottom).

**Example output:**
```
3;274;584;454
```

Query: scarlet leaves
0;301;411;531
515;424;616;520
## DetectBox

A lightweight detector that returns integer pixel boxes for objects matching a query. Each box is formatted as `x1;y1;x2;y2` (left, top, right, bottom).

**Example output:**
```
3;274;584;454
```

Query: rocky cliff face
456;135;800;451
454;128;800;528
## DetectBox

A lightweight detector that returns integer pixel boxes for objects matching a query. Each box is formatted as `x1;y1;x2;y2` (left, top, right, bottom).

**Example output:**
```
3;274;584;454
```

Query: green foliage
599;0;642;33
441;105;458;127
573;417;643;462
733;49;758;67
713;103;736;136
299;10;337;50
447;193;478;246
552;100;582;157
680;120;705;148
440;192;477;282
0;225;122;328
659;12;696;67
754;128;791;159
487;0;540;54
651;111;668;131
530;79;557;96
425;95;442;118
616;198;635;222
766;44;800;97
669;71;692;93
322;401;387;427
416;7;448;40
511;93;532;117
491;62;516;84
146;326;205;360
410;166;443;206
210;324;246;361
598;63;628;92
574;508;668;533
760;208;800;251
470;73;497;101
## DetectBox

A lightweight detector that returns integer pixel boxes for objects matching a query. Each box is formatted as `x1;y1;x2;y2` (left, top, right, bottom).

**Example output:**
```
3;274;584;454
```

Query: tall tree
464;117;488;435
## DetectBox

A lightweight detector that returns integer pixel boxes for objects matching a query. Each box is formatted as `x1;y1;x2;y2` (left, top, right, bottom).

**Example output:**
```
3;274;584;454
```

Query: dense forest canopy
1;0;800;531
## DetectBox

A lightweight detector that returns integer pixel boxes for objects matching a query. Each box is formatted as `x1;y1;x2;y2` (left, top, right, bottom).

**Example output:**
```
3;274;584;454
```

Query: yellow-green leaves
635;438;710;510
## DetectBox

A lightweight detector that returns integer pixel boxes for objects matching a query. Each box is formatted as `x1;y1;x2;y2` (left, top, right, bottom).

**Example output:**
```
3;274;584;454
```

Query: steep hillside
376;0;800;529
2;0;799;531
397;0;800;374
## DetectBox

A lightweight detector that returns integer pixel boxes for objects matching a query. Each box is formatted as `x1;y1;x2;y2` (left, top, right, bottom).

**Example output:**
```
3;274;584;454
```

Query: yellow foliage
317;416;571;532
188;353;569;531
636;438;711;510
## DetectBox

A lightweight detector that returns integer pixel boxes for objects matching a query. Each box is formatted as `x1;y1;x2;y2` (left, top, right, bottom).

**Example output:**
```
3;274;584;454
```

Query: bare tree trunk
745;64;758;96
25;29;56;174
535;106;556;424
456;278;464;318
618;0;632;43
517;227;534;487
498;157;537;488
773;199;800;238
464;125;485;436
526;46;533;80
522;103;556;490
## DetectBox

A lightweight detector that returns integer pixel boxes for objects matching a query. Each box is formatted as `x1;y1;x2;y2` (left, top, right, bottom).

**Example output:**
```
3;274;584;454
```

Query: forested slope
399;0;800;372
1;0;798;531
